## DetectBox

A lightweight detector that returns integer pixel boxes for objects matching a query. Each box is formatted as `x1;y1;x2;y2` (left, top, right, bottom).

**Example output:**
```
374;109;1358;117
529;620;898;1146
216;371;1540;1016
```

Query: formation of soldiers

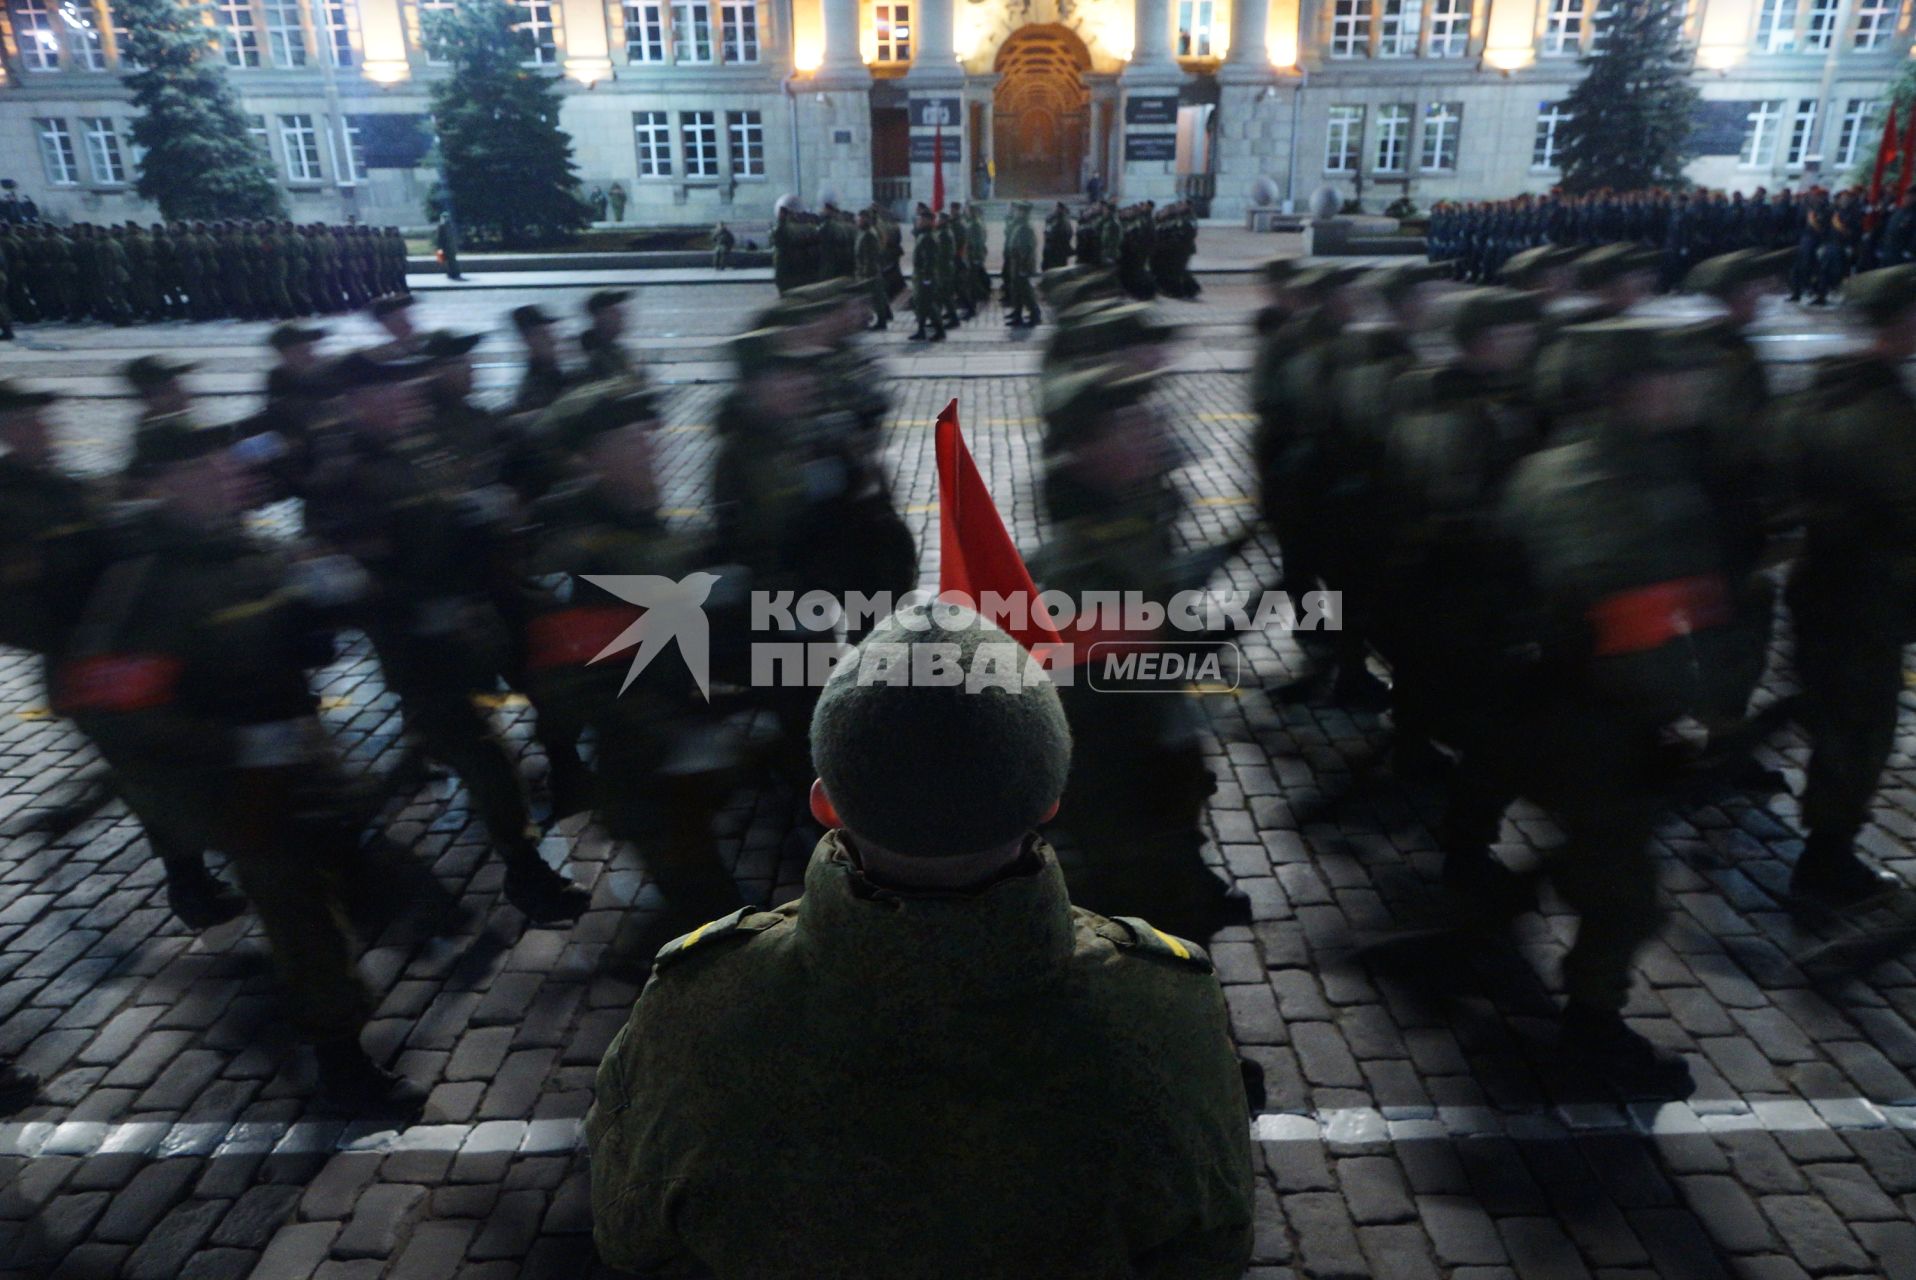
1249;240;1916;1095
0;220;411;338
1431;185;1916;306
1043;198;1202;301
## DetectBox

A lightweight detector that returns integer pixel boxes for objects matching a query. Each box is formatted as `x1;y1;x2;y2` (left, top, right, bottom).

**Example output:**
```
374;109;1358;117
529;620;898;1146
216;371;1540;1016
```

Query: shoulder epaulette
651;907;776;971
1098;915;1214;972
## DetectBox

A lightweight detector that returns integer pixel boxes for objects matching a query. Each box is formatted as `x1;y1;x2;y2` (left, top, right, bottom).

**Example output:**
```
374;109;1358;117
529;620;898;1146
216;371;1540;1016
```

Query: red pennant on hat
935;399;1062;656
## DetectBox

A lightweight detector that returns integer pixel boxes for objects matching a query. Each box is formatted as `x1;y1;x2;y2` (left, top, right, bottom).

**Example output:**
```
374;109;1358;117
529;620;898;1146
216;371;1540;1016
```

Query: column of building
1116;0;1183;202
1212;0;1292;218
804;0;877;206
904;0;966;210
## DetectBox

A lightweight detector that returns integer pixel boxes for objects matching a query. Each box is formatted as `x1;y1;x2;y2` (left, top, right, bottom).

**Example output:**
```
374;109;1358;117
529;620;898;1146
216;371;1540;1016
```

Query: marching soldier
908;206;945;342
1043;200;1073;270
853;209;892;332
1001;200;1041;328
581;288;639;381
511;303;571;413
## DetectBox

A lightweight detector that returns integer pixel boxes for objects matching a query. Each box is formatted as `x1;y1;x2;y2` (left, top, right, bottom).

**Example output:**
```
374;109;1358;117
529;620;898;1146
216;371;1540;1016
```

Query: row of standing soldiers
904;200;1040;339
1042;198;1202;301
0;220;411;336
1431;186;1916;304
1250;238;1916;1096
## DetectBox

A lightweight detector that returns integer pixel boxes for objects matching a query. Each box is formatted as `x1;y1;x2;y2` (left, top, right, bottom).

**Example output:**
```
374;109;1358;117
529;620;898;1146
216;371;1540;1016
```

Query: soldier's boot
314;1039;427;1115
0;1058;37;1115
501;837;592;924
162;854;247;930
1559;1003;1693;1099
1788;832;1903;910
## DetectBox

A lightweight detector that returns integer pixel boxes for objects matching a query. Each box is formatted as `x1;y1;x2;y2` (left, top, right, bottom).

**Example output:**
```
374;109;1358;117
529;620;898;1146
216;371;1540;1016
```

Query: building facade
0;0;1907;226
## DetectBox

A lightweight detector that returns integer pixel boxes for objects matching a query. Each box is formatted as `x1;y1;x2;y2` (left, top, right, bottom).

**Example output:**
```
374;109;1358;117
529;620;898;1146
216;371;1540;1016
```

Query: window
518;0;561;63
1853;0;1897;47
1740;100;1784;166
416;0;457;61
1374;103;1411;171
17;0;61;70
681;110;719;177
1804;0;1838;47
1835;98;1871;167
720;0;757;59
36;119;79;184
216;0;262;65
280;113;324;181
110;2;136;67
1533;101;1570;168
1756;0;1798;50
319;0;359;65
671;0;712;60
264;0;308;66
82;117;125;183
1427;0;1469;55
336;117;369;182
1786;98;1818;166
248;113;272;158
1378;0;1420;55
70;2;107;70
634;110;672;176
1419;102;1460;171
1177;0;1215;55
874;2;910;60
1542;0;1586;54
624;0;665;58
1331;0;1370;55
729;110;764;176
1325;106;1363;172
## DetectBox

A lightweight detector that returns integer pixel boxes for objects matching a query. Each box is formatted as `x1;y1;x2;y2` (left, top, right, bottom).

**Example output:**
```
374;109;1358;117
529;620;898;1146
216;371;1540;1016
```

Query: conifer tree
1555;0;1699;193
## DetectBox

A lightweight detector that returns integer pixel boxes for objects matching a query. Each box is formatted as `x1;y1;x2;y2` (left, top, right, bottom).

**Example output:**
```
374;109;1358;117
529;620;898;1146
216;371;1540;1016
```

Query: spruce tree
1554;0;1699;193
424;0;589;248
115;0;284;220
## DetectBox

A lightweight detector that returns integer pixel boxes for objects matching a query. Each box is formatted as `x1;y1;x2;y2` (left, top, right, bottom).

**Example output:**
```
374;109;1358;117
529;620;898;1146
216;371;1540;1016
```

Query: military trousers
1794;622;1905;851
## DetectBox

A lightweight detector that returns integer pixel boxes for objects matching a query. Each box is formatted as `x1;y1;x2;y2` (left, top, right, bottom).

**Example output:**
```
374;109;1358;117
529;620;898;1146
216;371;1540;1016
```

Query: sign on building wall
1690;101;1758;158
1124;95;1179;127
1124;134;1178;162
348;115;434;169
909;134;955;163
909;98;963;129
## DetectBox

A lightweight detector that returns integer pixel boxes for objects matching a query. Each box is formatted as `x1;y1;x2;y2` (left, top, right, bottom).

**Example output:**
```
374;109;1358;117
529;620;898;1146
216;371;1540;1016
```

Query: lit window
624;0;665;59
264;0;307;66
1419;102;1460;171
1542;0;1586;55
216;0;262;66
319;0;359;66
82;116;126;182
681;109;719;177
1374;103;1411;171
69;1;107;70
1532;101;1570;169
1756;0;1798;50
1834;98;1871;167
1331;0;1370;56
1177;0;1214;56
334;117;368;183
1740;100;1784;167
518;0;560;64
1427;0;1470;55
1853;0;1898;47
729;110;764;176
1378;0;1420;56
874;2;910;60
17;0;62;70
634;110;672;176
248;113;272;158
1325;105;1363;172
1804;0;1838;47
720;0;756;60
280;113;324;181
109;1;136;66
1785;98;1818;166
671;0;712;60
36;118;79;184
416;0;456;61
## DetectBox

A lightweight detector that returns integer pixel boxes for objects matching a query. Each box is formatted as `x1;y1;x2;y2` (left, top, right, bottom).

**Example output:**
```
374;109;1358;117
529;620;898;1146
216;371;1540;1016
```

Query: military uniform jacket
0;457;109;655
587;833;1254;1280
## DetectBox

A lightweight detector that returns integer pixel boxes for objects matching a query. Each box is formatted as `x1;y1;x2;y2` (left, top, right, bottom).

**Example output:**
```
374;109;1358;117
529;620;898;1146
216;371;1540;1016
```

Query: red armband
1586;574;1732;657
527;605;644;671
53;654;185;714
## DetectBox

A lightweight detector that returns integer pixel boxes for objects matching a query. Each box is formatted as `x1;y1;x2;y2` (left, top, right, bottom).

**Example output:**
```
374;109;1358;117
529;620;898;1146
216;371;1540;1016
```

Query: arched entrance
992;25;1091;199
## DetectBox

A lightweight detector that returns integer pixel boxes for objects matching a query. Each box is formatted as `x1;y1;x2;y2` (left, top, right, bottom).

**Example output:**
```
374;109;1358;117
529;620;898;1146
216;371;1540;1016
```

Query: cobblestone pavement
4;283;1914;1280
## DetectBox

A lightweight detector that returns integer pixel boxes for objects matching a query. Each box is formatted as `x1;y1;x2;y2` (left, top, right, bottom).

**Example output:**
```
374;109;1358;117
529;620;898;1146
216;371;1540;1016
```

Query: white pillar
1223;0;1272;70
816;0;871;85
1129;0;1175;68
908;0;959;79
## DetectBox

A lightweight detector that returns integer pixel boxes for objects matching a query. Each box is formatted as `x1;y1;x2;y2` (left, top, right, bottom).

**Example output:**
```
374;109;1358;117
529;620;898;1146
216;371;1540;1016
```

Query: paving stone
1336;1155;1413;1224
1282;1191;1368;1280
178;1248;259;1280
94;1157;202;1242
331;1183;428;1260
1854;1221;1916;1280
253;1221;340;1280
387;1219;478;1280
1678;1175;1775;1254
48;1243;132;1279
209;1183;304;1248
1757;1195;1873;1274
1354;1222;1439;1280
299;1152;382;1221
1498;1217;1591;1280
445;1027;516;1082
123;1198;230;1280
1418;1195;1507;1267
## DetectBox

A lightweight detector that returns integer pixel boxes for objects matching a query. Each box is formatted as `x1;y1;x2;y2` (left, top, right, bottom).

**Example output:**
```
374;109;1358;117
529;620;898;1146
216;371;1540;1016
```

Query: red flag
930;122;946;212
935;399;1061;655
1870;102;1899;204
1899;106;1916;200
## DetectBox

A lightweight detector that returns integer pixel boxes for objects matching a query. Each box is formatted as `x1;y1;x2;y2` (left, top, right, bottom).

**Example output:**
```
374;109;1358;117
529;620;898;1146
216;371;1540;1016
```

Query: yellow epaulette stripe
681;919;717;950
208;592;289;625
1151;927;1191;960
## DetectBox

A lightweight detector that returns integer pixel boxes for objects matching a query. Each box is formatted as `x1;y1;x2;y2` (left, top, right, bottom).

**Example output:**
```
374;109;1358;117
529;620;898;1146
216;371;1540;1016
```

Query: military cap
1041;358;1164;443
0;380;57;413
1498;244;1578;288
268;322;326;351
1573;244;1661;290
1553;318;1716;382
1288;264;1366;299
1682;249;1792;298
128;413;229;476
368;293;415;318
327;351;432;392
511;304;557;332
123;355;196;391
1049;300;1178;362
1375;262;1450;305
1843;263;1916;326
538;378;661;452
1039;265;1115;310
421;329;484;361
810;602;1071;859
731;326;828;374
1448;287;1544;345
586;288;632;313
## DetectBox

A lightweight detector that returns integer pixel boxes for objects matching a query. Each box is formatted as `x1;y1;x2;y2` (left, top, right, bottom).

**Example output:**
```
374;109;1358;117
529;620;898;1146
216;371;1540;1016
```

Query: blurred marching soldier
1774;266;1916;908
55;413;425;1108
1443;320;1742;1094
1882;191;1916;268
91;224;133;326
1790;194;1830;304
853;209;891;332
1819;196;1857;301
5;223;38;326
588;603;1254;1279
528;381;743;929
365;292;423;360
772;203;803;294
1100;203;1122;267
1038;355;1253;942
511;303;572;413
261;322;336;496
183;223;220;320
939;205;968;323
1074;202;1102;266
304;352;591;923
965;203;991;307
1533;246;1659;425
152;224;185;319
1117;205;1156;301
255;219;294;320
820;203;857;279
282;221;314;317
221;221;258;320
908;206;945;342
581;288;639;381
875;203;905;299
124;355;197;429
1001;200;1041;328
120;223;159;322
384;226;412;297
0;231;13;340
1043;201;1073;270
